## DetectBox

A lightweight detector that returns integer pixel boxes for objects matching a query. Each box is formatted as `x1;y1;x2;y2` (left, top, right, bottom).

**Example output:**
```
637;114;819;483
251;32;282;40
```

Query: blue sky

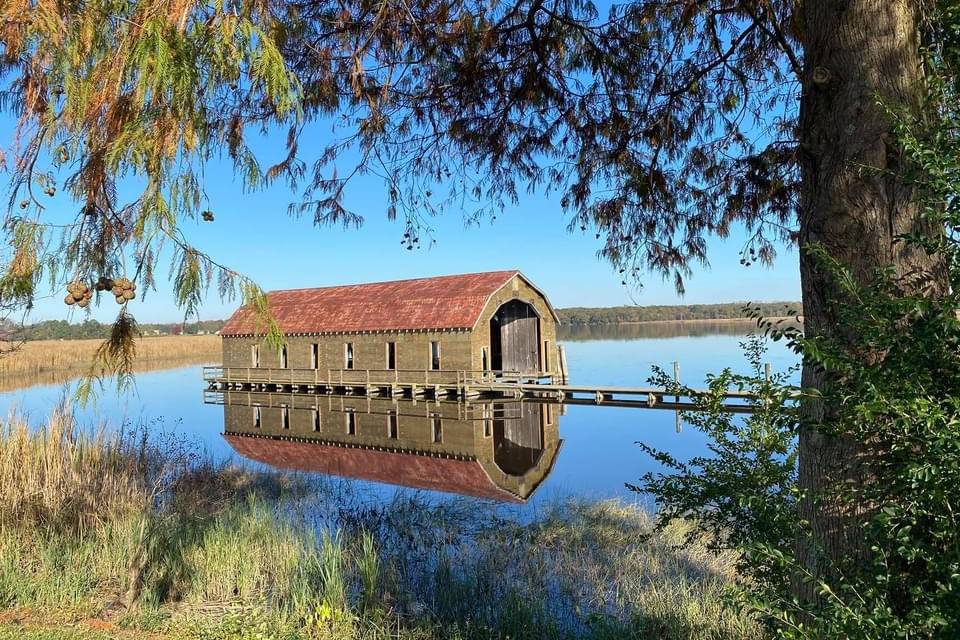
6;119;801;324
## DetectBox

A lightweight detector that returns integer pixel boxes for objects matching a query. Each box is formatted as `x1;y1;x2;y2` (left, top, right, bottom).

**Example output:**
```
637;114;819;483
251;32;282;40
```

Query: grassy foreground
0;410;762;640
0;335;220;391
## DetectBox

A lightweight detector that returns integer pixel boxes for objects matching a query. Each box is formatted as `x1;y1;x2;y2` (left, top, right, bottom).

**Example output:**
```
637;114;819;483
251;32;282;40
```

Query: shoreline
0;335;221;393
561;316;802;327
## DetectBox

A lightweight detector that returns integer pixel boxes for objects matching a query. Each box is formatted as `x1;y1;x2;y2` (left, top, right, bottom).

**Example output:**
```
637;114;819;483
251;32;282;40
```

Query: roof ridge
266;269;519;294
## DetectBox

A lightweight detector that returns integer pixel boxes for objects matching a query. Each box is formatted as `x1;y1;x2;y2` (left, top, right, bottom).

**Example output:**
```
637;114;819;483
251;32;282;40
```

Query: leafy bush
636;7;960;632
639;274;960;636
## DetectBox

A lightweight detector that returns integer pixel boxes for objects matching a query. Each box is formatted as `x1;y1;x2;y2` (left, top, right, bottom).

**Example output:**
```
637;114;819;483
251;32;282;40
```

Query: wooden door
493;300;540;374
493;403;544;475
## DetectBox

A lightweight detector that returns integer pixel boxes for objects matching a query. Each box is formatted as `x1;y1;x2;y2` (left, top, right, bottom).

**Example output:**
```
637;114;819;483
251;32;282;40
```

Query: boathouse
219;271;562;382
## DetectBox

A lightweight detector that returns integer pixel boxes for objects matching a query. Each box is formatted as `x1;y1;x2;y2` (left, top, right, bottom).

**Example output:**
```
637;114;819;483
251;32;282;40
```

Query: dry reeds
0;335;220;391
0;409;149;532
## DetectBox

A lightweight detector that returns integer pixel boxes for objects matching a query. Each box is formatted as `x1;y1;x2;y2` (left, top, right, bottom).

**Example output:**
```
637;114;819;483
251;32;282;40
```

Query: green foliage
188;610;299;640
1;0;806;344
636;5;960;634
0;219;43;306
633;338;801;598
0;0;299;381
640;255;960;636
276;0;803;289
0;626;122;640
74;310;140;400
314;531;353;635
356;531;380;614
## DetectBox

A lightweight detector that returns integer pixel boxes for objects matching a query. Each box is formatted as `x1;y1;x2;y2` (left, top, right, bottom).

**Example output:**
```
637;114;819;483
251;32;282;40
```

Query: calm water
0;325;796;510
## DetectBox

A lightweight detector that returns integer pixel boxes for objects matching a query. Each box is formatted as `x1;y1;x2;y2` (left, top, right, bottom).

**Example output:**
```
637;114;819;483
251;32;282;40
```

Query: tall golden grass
0;335;220;391
0;409;148;532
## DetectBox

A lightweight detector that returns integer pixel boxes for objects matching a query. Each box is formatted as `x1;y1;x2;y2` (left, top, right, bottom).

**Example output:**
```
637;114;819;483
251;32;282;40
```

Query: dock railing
203;366;551;387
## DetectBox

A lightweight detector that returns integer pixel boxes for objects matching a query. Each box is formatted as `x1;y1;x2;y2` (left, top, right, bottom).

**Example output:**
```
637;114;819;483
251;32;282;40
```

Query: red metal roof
224;433;523;502
220;270;523;336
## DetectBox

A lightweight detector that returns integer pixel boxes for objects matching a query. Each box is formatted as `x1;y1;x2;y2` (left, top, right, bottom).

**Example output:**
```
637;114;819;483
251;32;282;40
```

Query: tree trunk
796;0;944;605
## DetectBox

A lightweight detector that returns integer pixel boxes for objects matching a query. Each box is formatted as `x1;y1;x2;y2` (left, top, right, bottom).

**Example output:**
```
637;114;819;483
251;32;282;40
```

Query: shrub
636;16;960;630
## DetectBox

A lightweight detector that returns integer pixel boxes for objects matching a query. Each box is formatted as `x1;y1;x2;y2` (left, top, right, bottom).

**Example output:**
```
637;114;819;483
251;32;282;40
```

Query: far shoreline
561;315;803;327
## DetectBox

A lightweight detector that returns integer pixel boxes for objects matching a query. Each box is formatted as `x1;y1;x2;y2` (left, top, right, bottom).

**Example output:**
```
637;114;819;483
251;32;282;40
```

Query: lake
0;323;796;511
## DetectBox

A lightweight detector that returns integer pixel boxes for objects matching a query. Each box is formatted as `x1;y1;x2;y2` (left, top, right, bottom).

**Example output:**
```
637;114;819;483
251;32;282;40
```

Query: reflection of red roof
224;433;523;502
221;271;520;336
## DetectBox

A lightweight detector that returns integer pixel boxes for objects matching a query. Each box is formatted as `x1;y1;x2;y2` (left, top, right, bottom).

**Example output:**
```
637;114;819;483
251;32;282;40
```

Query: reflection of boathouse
218;271;561;381
218;392;562;502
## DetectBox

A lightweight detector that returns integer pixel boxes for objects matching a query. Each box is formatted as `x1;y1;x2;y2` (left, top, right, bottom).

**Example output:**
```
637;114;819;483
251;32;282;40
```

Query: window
280;405;290;429
346;411;356;435
311;343;319;369
388;413;398;439
279;345;288;369
385;342;396;370
251;344;260;368
430;341;441;370
312;408;321;432
481;347;488;371
542;340;551;372
344;343;354;369
253;406;262;428
545;404;554;426
431;416;442;443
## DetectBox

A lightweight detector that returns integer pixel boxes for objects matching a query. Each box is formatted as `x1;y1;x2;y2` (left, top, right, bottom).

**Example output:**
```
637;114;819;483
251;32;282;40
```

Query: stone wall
222;330;474;373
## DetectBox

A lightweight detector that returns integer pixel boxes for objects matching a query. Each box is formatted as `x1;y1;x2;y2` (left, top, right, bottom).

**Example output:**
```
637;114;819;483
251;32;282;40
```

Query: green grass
0;410;764;640
0;626;110;640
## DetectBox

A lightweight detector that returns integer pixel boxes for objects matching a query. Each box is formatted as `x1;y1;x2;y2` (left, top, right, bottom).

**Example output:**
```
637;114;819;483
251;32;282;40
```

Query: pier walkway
203;366;762;413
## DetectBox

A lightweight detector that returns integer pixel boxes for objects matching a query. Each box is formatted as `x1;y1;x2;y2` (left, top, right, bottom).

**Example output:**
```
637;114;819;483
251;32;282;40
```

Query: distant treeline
1;318;226;341
557;301;802;325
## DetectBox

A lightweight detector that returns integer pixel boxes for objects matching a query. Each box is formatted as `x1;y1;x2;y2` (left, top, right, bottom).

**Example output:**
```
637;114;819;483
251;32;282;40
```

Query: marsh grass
0;409;149;532
0;335;220;391
0;410;764;640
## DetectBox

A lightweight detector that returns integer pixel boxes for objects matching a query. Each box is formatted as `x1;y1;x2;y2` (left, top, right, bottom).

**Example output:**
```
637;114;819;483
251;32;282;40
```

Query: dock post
558;344;569;384
673;361;681;433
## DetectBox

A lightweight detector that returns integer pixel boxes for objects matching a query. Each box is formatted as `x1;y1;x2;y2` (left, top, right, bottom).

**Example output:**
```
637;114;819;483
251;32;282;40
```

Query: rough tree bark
796;0;945;605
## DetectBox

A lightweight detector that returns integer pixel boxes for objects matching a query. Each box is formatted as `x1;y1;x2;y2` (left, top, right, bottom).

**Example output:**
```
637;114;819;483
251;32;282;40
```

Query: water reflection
214;391;563;503
0;329;799;504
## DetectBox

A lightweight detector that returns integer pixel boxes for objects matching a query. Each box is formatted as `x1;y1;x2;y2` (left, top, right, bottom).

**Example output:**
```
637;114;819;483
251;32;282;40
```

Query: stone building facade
219;271;561;380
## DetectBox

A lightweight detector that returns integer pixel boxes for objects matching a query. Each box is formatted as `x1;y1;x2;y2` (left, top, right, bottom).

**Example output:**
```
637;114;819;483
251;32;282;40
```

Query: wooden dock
203;366;761;412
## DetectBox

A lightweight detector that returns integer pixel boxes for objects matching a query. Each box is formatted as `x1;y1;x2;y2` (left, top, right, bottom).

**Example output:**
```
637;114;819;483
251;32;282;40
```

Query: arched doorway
489;299;540;374
493;403;544;476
